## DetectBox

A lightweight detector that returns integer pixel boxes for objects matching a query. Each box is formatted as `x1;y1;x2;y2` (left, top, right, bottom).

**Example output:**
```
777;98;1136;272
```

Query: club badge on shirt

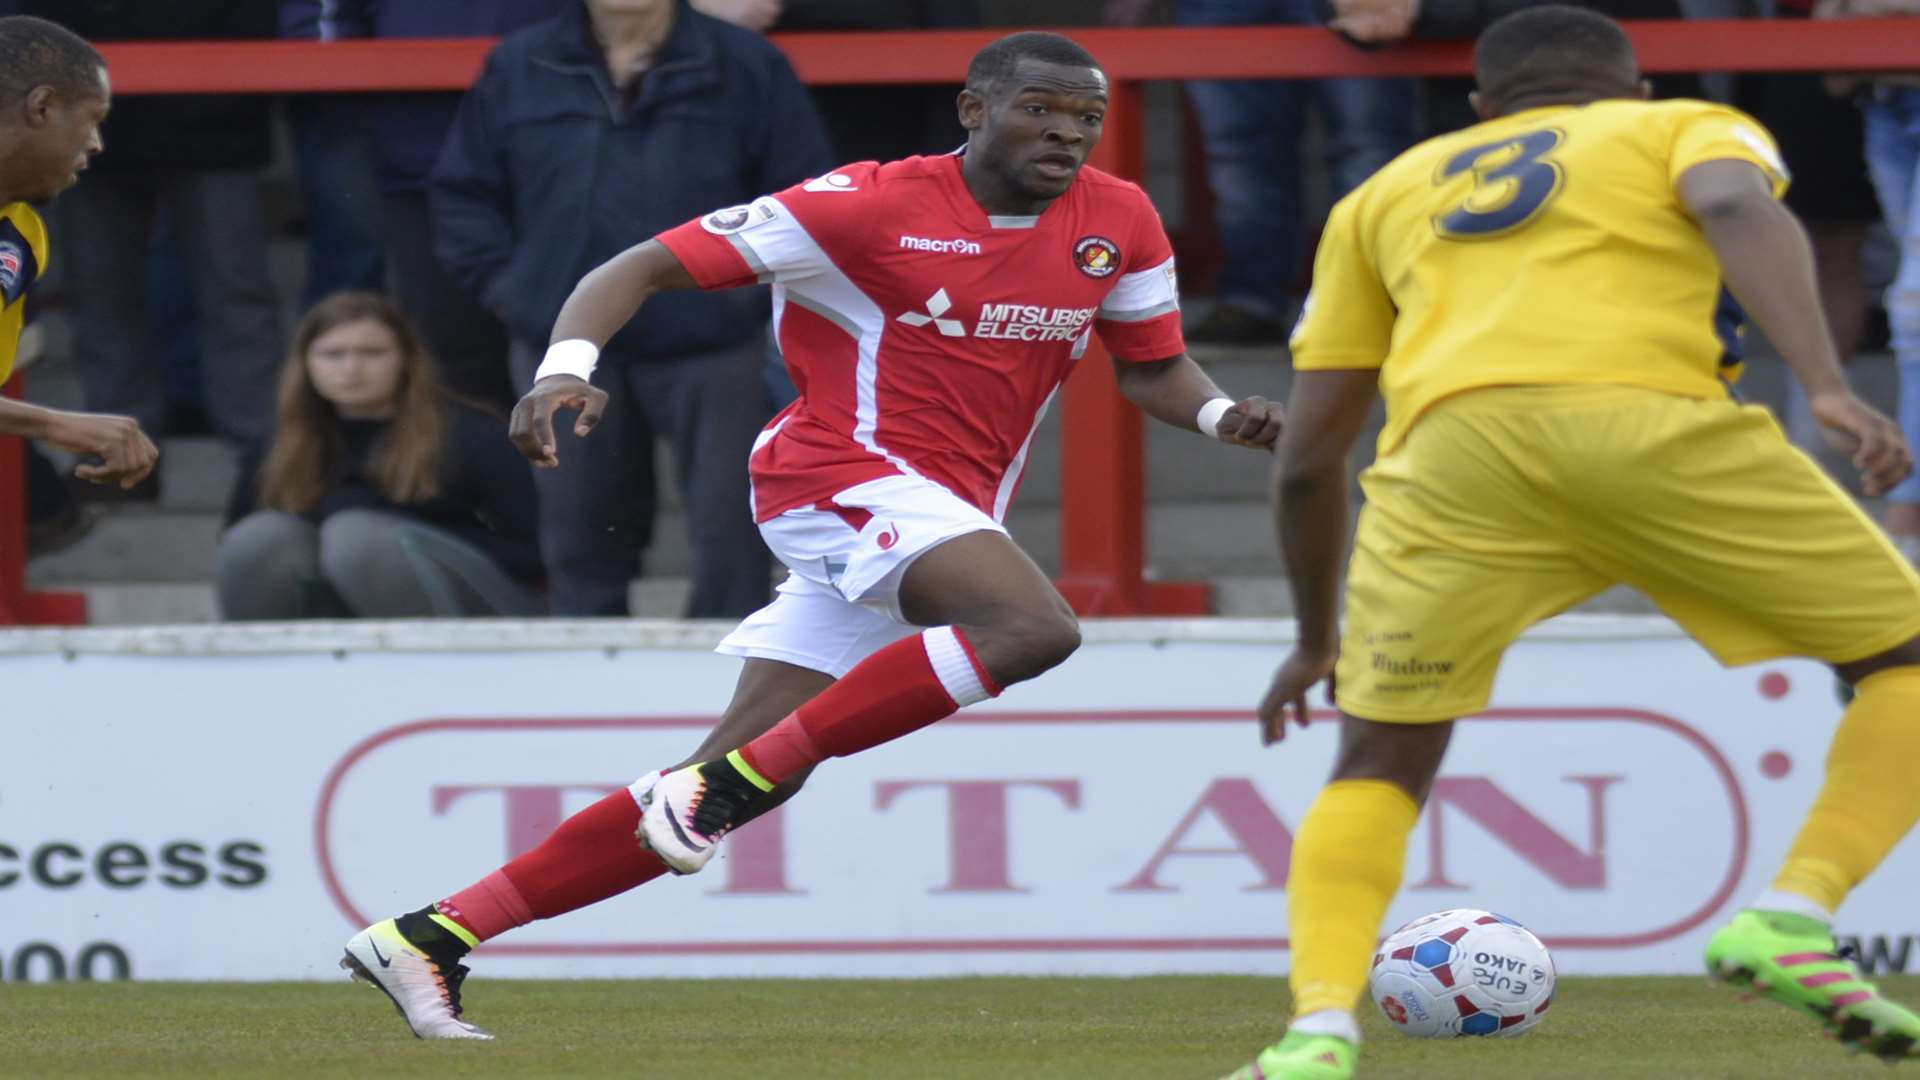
700;201;778;236
1073;236;1120;278
0;242;24;301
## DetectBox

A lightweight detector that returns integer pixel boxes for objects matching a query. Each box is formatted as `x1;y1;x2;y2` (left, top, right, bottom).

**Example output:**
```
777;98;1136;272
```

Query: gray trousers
216;509;544;620
51;170;283;444
510;336;773;618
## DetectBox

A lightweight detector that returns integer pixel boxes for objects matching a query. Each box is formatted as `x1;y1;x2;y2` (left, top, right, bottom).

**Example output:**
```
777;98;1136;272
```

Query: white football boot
341;919;493;1040
638;753;774;875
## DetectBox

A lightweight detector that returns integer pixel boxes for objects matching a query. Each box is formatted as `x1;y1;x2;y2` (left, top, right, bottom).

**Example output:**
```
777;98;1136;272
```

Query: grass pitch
4;974;1913;1078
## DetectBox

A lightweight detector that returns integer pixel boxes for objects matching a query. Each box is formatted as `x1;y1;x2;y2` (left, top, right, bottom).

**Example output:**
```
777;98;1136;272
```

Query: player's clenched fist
509;374;609;468
43;409;158;489
1215;396;1284;450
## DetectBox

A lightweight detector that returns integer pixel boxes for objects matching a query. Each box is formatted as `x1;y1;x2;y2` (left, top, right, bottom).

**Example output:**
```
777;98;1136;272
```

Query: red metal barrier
6;21;1918;623
93;21;1920;91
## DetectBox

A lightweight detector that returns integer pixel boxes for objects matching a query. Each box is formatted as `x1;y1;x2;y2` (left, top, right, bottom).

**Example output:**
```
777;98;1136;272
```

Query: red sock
436;785;668;943
738;627;1001;785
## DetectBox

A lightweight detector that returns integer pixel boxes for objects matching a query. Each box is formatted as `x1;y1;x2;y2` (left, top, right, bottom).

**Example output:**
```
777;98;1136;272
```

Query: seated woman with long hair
217;292;543;619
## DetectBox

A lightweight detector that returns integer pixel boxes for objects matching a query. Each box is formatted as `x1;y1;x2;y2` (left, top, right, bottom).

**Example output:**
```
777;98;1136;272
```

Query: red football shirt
657;153;1185;523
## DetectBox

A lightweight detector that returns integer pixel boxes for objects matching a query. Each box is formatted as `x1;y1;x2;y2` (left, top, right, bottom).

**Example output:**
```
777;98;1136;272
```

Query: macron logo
897;288;967;337
899;235;982;256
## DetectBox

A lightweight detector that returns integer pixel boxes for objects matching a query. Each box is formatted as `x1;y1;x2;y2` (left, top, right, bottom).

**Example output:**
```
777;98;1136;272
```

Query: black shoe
69;470;160;505
27;501;97;556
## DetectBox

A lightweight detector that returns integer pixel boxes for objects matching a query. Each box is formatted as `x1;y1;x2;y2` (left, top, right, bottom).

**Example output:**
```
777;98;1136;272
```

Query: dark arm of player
1111;354;1283;449
0;397;158;489
548;239;698;349
1258;368;1379;743
507;240;700;466
1679;159;1912;494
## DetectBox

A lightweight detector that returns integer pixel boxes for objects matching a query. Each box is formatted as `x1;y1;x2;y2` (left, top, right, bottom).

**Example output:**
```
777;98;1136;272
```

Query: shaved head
966;31;1104;100
1474;5;1640;113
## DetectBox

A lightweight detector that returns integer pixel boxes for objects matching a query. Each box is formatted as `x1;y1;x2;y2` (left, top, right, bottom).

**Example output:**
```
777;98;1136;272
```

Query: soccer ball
1369;909;1555;1038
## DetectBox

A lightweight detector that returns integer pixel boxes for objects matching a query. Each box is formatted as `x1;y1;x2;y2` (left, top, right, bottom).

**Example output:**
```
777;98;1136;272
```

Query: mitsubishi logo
897;288;966;337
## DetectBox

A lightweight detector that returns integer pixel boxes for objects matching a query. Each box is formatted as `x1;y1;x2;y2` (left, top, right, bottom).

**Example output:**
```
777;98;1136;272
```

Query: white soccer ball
1368;909;1556;1038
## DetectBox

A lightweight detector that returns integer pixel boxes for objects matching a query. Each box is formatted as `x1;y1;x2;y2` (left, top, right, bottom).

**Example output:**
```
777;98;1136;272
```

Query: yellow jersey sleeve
1667;104;1791;199
1289;191;1394;370
0;202;49;387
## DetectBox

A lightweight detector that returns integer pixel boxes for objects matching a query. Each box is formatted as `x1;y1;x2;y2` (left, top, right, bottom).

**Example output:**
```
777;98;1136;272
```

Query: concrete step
26;497;1285;585
47;575;1670;627
28;580;706;625
28;507;224;584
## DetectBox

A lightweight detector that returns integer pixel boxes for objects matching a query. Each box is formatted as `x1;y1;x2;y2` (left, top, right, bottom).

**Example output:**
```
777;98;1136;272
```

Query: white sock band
1291;1008;1361;1043
1750;889;1835;924
922;626;994;707
535;338;600;383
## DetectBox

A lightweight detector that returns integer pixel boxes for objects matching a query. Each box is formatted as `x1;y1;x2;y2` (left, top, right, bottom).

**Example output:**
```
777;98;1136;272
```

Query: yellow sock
1772;666;1920;913
1289;778;1420;1017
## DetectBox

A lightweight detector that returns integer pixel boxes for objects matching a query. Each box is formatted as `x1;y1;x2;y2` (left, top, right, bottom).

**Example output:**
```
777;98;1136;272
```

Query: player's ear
1468;90;1494;122
1635;78;1653;100
957;86;986;132
21;85;54;129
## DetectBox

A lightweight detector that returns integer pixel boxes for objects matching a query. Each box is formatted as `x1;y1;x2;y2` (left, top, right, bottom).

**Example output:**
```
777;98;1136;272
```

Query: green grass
2;975;1912;1078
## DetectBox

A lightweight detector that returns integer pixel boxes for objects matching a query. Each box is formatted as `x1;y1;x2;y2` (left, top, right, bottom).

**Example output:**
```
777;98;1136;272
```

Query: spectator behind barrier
1736;0;1883;455
1320;0;1705;134
1119;0;1417;344
431;0;834;619
279;0;569;413
24;0;284;500
217;292;544;621
1822;0;1920;558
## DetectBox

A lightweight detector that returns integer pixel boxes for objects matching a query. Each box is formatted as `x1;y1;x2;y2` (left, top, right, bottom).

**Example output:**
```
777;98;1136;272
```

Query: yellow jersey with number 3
0;200;49;387
1290;98;1791;454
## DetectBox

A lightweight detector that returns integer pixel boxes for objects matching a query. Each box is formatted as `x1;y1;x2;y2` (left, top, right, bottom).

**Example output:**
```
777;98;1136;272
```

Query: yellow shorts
1336;384;1920;723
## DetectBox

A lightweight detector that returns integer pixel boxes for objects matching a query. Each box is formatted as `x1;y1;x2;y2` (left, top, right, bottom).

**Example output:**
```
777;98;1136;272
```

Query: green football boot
1706;909;1920;1061
1220;1031;1356;1080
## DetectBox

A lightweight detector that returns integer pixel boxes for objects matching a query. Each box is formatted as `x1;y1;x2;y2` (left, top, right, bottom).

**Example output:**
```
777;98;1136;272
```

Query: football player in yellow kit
1231;6;1920;1077
0;15;155;488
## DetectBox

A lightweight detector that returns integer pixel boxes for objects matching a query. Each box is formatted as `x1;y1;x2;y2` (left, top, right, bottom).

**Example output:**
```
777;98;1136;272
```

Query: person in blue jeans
1864;83;1920;558
1177;0;1415;344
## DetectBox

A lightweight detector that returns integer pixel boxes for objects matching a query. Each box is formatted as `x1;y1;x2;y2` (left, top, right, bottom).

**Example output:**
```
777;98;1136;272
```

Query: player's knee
981;608;1081;685
1836;635;1920;686
1331;715;1454;805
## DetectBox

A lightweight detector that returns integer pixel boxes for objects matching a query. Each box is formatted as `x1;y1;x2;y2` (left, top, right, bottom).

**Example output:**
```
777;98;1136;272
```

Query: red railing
4;20;1918;622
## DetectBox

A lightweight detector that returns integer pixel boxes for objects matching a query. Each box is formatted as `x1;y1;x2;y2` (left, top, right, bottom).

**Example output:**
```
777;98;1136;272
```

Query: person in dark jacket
217;292;543;620
279;0;570;412
431;0;833;618
764;0;987;162
21;0;283;468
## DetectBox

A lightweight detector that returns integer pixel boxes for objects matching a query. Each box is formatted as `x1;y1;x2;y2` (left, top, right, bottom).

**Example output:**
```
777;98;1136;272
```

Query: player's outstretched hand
43;408;158;489
1811;390;1913;496
1256;646;1336;746
509;374;609;468
1216;396;1283;450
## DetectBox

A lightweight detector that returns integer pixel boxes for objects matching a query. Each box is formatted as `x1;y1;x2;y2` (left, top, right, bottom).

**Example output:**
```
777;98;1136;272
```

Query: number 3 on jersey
1433;128;1565;240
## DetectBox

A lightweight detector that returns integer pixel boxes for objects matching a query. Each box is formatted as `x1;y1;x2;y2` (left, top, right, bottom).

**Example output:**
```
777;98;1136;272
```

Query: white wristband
1196;397;1235;441
534;338;599;383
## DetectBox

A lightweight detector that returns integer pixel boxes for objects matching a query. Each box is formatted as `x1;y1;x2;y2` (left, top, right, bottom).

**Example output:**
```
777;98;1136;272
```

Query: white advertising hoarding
2;618;1912;982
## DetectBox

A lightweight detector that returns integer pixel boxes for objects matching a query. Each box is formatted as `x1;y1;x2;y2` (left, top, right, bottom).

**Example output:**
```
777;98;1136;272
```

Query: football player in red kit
341;31;1281;1040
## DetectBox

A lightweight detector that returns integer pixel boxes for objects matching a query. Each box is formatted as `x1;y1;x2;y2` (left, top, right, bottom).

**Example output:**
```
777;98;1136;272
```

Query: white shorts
716;474;1008;677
